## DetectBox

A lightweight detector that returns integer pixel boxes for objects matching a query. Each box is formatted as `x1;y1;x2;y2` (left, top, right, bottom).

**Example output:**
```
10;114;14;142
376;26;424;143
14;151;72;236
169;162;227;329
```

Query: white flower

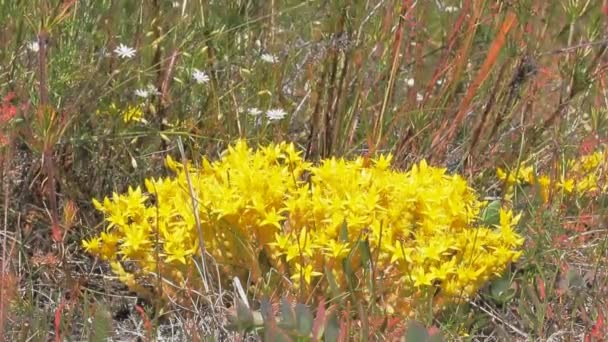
27;41;39;52
260;53;278;64
134;88;149;98
192;69;210;84
247;108;262;116
114;44;136;59
266;108;287;121
444;6;459;13
405;78;415;87
134;85;160;99
146;84;161;96
416;92;424;102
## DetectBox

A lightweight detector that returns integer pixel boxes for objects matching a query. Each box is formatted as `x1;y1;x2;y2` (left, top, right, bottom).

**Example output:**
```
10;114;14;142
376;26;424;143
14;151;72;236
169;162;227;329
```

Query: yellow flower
82;237;102;254
373;153;393;171
517;166;535;184
84;140;524;314
496;167;516;186
291;263;322;285
99;231;120;260
120;224;150;257
322;239;350;259
122;105;144;123
457;265;486;284
557;177;574;193
538;175;551;203
499;209;524;247
164;237;196;264
260;208;284;230
417;241;446;262
110;261;136;288
411;266;435;287
429;260;456;281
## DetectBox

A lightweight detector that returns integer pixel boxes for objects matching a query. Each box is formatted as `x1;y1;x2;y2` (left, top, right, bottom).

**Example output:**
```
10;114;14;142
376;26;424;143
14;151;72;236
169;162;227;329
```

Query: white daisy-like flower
134;88;149;98
260;53;278;64
192;69;210;84
114;43;136;59
27;41;39;52
266;108;287;121
444;6;459;13
405;78;415;87
247;108;262;116
416;92;424;102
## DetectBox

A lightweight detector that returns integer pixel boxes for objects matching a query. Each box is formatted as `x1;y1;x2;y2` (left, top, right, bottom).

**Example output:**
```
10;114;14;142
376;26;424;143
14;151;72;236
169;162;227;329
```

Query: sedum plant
83;140;523;314
497;149;607;202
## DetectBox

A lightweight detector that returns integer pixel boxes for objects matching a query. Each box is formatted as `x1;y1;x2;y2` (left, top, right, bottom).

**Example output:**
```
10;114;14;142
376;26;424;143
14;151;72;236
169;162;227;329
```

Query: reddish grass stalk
372;0;414;149
421;0;471;105
36;30;62;242
431;11;517;159
158;48;180;150
468;61;509;156
135;304;154;339
54;298;67;342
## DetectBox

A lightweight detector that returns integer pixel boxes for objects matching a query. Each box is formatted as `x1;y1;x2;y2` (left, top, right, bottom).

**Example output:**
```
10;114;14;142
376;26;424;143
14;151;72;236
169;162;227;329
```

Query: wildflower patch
84;140;523;314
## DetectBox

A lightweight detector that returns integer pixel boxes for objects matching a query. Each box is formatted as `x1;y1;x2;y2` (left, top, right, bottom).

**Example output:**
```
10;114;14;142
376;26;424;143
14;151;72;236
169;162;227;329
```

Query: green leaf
566;269;585;290
404;321;429;342
324;312;340;342
339;220;349;243
295;303;314;337
311;298;326;341
489;273;515;304
427;326;444;342
342;256;356;289
280;297;296;330
358;239;372;270
481;200;502;226
235;299;254;331
89;302;112;342
260;298;275;325
324;264;342;302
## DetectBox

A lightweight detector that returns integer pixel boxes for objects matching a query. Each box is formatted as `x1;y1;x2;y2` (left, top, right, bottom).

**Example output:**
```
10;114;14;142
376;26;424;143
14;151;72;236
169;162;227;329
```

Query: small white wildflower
436;79;444;85
266;108;287;121
405;78;415;87
260;53;278;64
114;44;136;59
247;108;262;116
416;92;424;102
146;84;161;96
444;6;459;13
192;69;210;84
134;88;149;98
27;41;39;52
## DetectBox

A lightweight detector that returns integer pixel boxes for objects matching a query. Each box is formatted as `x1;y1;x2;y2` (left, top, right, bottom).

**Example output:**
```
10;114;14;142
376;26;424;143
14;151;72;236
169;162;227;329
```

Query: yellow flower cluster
83;141;523;312
95;103;145;124
121;105;144;123
497;149;607;202
565;150;607;194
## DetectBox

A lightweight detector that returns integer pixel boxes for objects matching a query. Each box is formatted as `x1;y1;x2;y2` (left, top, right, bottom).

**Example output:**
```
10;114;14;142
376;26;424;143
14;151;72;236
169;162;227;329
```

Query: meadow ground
1;1;608;341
